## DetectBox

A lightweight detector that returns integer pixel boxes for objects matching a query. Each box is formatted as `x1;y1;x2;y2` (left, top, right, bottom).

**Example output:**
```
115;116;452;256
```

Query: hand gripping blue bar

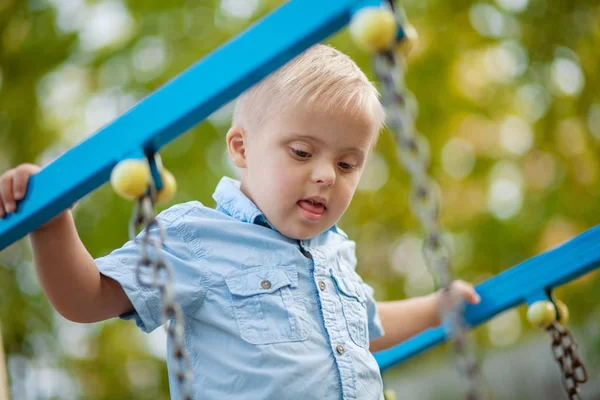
374;224;600;372
0;0;381;250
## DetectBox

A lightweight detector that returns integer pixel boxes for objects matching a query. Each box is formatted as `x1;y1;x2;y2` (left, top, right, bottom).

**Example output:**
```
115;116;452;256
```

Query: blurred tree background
0;0;599;399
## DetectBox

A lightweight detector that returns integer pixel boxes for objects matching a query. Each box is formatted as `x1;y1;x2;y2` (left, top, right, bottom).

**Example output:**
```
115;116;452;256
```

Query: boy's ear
226;126;247;168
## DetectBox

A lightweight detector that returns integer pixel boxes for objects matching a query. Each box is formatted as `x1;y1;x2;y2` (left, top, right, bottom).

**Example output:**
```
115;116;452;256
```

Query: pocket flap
226;266;298;296
331;271;366;303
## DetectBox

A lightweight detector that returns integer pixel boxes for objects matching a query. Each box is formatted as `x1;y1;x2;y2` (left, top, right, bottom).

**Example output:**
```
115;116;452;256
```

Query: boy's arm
369;281;480;353
30;211;134;323
1;164;132;323
369;293;439;353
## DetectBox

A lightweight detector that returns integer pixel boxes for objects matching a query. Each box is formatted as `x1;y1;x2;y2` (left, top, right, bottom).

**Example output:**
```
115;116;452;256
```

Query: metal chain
129;192;193;400
548;322;588;400
373;41;487;400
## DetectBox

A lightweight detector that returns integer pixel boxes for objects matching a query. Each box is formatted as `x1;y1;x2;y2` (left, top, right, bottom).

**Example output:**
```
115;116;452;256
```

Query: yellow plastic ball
527;301;556;329
555;300;569;325
383;389;397;400
396;23;419;57
349;7;397;53
111;159;151;200
156;168;177;204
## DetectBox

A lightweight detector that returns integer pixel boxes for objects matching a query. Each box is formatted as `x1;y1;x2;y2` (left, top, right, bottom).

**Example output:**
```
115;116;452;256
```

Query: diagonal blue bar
0;0;381;250
375;224;600;372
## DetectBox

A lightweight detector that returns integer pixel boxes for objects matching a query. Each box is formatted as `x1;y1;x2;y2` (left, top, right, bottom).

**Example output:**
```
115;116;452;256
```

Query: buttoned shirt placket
300;240;358;400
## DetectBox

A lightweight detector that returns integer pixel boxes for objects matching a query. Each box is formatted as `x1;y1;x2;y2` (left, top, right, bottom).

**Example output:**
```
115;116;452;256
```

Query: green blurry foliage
0;0;599;398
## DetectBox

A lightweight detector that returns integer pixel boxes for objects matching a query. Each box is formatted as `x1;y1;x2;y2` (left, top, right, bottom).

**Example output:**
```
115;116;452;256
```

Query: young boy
0;44;479;399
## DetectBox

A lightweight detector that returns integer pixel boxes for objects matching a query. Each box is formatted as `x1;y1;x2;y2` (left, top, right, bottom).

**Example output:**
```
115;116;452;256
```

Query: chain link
548;322;588;400
373;36;487;400
129;191;193;400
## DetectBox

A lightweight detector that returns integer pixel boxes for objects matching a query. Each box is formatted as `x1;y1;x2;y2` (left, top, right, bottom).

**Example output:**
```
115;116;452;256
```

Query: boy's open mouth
297;198;327;221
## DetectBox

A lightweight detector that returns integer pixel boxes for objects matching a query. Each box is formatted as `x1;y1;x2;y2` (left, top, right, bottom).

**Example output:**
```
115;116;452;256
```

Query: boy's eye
292;148;311;158
338;162;356;171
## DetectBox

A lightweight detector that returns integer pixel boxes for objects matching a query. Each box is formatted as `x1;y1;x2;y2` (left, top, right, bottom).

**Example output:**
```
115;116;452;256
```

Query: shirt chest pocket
225;266;309;345
331;271;369;349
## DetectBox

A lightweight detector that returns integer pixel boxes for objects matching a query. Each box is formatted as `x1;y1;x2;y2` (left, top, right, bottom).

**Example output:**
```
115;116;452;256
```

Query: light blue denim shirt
96;177;385;400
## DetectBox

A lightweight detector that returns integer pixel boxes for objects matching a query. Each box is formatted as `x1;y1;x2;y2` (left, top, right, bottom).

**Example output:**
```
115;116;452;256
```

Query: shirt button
318;280;326;291
261;280;271;290
336;344;345;355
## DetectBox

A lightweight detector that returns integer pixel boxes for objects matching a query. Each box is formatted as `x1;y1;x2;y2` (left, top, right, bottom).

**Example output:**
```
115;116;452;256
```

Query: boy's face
227;103;377;240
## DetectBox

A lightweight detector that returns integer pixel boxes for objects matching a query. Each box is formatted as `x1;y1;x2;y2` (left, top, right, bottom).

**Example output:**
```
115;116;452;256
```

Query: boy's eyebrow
289;133;366;154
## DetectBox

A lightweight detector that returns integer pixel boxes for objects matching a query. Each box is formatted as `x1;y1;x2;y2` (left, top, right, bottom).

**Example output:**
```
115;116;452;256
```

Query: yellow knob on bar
555;300;569;325
383;389;397;400
156;168;177;204
350;7;397;53
396;23;418;57
110;159;151;200
527;301;555;329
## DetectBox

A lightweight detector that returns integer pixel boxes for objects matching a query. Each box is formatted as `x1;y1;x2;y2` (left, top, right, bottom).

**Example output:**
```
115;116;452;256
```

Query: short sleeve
360;280;385;341
95;206;208;333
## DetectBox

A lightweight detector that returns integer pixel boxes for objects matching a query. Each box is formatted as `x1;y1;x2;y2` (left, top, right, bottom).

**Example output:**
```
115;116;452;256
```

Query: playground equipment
0;1;593;399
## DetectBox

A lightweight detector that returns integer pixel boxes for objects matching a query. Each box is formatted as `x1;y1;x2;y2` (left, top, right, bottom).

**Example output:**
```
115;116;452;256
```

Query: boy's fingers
463;283;481;304
0;170;15;214
0;164;39;218
451;280;480;304
451;280;468;294
13;164;37;200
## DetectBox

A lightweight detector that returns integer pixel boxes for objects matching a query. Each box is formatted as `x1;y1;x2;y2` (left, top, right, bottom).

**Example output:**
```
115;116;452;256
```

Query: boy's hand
436;280;480;316
434;280;480;326
0;163;40;218
448;280;481;305
0;163;71;232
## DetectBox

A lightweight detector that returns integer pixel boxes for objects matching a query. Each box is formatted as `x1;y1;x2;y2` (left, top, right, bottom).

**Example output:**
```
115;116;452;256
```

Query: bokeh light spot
132;36;169;83
442;138;476;179
550;58;585;97
487;309;522;346
499;116;533;156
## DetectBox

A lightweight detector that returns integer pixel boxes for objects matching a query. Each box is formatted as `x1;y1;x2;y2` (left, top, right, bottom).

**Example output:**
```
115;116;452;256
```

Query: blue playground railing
375;225;600;371
0;0;598;374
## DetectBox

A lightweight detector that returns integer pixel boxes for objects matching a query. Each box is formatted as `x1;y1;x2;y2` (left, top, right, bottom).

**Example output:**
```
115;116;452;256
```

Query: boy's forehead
252;101;380;150
279;102;378;131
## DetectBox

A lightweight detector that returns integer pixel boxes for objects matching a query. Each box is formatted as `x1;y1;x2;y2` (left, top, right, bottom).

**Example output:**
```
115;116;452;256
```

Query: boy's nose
313;164;336;186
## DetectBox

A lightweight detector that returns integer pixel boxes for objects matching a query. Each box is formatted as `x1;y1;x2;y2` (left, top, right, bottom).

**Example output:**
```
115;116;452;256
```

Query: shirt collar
212;176;345;237
212;177;273;228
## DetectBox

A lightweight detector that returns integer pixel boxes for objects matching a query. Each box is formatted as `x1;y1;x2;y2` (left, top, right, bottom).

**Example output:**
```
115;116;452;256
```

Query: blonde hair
233;44;386;135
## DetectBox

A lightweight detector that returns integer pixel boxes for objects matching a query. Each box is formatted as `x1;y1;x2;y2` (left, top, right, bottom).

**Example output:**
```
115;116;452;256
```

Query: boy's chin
278;223;328;241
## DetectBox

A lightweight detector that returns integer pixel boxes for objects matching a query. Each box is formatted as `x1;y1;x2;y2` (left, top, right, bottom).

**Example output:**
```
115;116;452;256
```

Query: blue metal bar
0;0;381;250
375;224;600;371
